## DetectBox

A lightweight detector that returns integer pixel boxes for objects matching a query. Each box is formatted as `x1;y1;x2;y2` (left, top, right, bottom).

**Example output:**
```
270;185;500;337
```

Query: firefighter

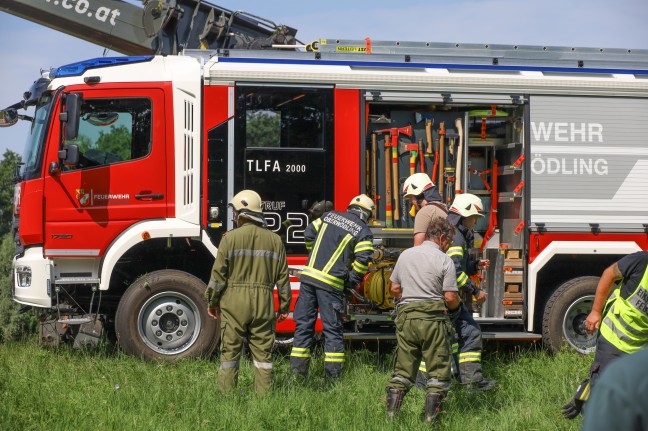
402;173;459;385
290;194;375;379
402;173;448;246
205;189;291;395
446;193;496;390
562;250;648;419
385;217;461;423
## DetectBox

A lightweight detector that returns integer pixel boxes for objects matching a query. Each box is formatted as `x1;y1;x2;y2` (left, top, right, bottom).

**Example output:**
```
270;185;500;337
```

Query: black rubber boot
460;361;497;391
424;392;444;423
467;378;497;391
385;388;406;418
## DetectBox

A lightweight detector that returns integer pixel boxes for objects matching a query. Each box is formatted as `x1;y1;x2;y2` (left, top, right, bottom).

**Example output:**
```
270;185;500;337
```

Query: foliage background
0;150;38;342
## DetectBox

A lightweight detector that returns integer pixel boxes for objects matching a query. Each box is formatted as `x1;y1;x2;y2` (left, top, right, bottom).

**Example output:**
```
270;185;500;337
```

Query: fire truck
3;0;648;360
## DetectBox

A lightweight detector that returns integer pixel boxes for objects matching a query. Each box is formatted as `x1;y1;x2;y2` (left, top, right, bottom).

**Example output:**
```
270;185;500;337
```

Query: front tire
115;270;219;360
542;276;598;354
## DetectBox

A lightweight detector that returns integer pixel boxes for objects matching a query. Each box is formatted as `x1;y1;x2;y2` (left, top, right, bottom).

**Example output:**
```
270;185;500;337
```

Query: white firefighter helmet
229;189;266;225
347;194;375;223
402;173;434;197
449;193;485;218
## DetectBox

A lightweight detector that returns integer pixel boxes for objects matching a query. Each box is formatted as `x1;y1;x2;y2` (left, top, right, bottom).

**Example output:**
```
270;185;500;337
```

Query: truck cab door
43;87;167;258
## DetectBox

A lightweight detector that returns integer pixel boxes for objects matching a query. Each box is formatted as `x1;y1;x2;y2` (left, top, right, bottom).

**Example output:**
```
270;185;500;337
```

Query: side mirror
58;144;80;166
60;93;82;141
0;108;18;127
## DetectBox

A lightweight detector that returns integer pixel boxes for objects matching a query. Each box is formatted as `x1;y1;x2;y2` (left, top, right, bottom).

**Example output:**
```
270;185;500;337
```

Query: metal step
480;331;542;341
54;277;100;285
58;317;93;325
343;330;541;342
475;317;523;324
344;332;396;341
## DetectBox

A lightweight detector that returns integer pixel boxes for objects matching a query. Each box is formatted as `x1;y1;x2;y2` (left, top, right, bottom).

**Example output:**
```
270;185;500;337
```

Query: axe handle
419;138;425;172
432;151;439;182
392;142;400;221
371;133;378;200
438;122;446;200
384;135;393;227
425;119;433;154
406;144;419;175
365;146;370;193
455;118;464;193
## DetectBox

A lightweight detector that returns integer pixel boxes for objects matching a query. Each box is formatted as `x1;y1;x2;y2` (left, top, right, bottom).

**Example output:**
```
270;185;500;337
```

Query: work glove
347;272;363;287
561;398;583;419
562;377;590;419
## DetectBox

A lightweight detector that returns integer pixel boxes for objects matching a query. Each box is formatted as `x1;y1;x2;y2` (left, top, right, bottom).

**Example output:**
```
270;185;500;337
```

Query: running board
480;331;542;341
343;330;541;341
54;277;100;285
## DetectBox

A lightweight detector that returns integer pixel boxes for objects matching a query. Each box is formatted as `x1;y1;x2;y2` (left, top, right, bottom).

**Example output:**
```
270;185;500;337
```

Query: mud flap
73;318;105;349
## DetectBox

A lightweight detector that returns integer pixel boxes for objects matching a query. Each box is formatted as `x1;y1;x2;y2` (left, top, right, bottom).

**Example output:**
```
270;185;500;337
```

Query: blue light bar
50;56;154;78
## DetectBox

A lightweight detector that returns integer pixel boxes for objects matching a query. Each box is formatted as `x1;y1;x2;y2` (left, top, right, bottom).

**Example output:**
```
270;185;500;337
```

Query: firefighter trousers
573;332;627;401
290;282;345;379
453;302;486;383
218;286;276;395
386;301;453;395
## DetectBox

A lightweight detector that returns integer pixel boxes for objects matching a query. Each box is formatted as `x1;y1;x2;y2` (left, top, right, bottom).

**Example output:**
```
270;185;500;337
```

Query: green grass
0;339;591;431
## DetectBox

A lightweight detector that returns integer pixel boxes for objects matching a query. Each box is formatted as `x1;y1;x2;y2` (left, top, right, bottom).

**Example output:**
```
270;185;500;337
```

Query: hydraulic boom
0;0;297;55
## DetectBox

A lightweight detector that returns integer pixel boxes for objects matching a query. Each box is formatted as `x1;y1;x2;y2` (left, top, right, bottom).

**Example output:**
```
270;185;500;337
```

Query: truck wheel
542;276;598;354
115;270;219;360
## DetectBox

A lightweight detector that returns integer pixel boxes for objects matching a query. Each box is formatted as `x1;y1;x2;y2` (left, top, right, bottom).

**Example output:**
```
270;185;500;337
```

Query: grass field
0;339;590;430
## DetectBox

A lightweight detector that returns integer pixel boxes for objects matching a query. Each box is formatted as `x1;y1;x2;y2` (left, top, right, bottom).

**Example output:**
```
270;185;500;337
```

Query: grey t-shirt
390;241;458;304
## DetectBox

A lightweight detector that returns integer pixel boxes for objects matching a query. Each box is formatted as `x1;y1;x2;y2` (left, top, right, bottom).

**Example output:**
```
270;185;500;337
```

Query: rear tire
115;269;219;360
542;276;598;354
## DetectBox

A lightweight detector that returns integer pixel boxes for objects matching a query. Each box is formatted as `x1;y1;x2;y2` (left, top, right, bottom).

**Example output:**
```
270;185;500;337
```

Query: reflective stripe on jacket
206;222;291;314
301;211;373;291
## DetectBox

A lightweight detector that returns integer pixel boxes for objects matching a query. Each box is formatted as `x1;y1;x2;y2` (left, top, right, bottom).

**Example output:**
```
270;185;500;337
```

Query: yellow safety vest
600;265;648;354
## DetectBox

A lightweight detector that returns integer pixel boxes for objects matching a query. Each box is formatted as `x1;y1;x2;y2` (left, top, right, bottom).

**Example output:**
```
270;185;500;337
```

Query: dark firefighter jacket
301;211;374;291
447;223;480;296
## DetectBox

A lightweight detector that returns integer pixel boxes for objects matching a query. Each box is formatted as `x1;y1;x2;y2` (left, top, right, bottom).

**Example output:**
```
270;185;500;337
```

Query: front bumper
12;246;53;308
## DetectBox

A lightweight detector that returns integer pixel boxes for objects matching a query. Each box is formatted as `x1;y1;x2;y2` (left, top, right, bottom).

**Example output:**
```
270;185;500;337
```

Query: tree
0;151;36;342
95;125;132;160
0;232;37;342
0;150;20;236
246;111;281;147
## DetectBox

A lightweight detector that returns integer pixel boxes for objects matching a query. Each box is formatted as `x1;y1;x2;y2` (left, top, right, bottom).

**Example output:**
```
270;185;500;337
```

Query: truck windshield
21;92;53;181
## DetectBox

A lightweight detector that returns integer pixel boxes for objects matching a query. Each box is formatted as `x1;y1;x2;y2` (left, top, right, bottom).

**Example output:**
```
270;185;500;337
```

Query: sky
1;0;647;157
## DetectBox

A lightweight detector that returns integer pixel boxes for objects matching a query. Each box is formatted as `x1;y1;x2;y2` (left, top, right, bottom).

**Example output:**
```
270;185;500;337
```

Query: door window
234;85;334;255
65;98;152;170
241;87;330;149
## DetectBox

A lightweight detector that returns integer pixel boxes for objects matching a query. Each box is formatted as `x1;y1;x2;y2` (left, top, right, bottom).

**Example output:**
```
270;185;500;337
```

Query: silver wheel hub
562;294;596;354
138;291;200;355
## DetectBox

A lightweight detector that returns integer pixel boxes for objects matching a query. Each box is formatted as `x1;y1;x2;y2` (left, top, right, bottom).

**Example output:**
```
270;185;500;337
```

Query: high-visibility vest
599;265;648;354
